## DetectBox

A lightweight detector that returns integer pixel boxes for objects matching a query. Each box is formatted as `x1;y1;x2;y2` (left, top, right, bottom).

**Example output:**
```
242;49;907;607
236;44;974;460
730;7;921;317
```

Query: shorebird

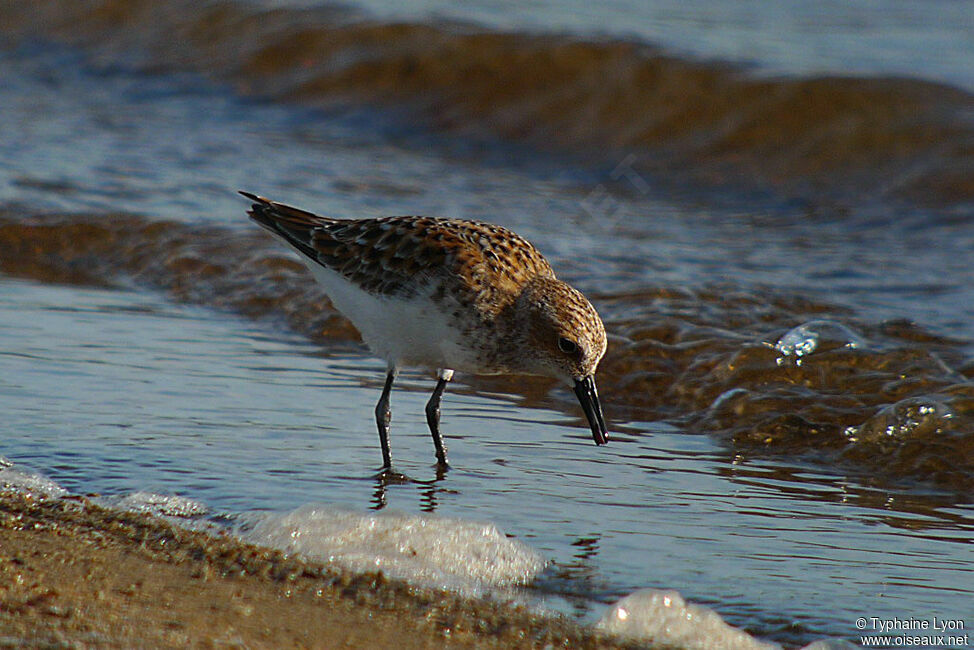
242;192;608;469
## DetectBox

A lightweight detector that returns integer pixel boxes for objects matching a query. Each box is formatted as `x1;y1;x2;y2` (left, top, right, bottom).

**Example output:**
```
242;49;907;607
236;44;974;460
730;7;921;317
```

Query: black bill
573;375;608;445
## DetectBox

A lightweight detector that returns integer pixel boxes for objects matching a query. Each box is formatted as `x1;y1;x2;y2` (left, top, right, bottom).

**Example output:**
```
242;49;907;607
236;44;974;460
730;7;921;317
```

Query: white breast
306;261;478;372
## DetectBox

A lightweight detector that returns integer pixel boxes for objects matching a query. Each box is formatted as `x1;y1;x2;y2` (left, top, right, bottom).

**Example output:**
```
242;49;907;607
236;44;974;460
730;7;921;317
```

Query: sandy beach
0;492;631;649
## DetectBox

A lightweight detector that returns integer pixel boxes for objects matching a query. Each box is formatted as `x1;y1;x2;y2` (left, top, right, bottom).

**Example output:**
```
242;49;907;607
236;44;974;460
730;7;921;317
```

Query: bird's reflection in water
370;465;451;512
533;534;604;620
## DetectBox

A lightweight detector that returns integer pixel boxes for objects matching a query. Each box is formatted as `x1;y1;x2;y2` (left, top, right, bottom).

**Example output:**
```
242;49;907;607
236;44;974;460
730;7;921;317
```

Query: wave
3;0;973;207
3;209;972;491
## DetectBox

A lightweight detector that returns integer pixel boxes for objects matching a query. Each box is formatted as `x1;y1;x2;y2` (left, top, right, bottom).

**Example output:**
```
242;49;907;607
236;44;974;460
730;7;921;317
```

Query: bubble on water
774;320;866;366
843;397;953;444
111;491;209;518
240;505;545;593
596;589;778;650
0;459;67;500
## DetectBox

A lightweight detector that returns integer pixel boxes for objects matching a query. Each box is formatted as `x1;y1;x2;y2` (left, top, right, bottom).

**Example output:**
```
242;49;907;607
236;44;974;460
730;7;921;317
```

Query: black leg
375;369;396;469
425;369;453;466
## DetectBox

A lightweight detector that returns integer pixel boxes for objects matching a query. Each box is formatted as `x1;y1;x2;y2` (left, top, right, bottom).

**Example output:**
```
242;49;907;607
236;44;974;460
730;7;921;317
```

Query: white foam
0;457;67;499
596;589;778;650
240;504;546;593
111;491;209;518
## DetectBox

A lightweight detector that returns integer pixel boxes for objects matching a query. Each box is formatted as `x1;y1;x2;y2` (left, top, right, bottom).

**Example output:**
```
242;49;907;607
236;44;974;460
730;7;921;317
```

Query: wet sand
0;493;630;649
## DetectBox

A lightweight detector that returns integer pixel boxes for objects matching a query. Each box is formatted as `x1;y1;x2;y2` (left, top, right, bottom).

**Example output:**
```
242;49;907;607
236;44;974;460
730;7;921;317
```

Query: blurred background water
1;1;972;646
310;0;974;88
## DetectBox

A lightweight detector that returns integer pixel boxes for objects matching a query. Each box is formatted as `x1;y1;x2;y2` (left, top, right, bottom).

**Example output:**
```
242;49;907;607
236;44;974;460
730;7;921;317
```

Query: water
1;2;972;646
2;277;970;646
323;0;974;90
3;46;973;340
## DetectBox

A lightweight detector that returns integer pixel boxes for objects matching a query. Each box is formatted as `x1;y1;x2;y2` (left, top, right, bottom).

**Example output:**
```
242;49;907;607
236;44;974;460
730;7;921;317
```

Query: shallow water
2;277;971;646
1;3;973;647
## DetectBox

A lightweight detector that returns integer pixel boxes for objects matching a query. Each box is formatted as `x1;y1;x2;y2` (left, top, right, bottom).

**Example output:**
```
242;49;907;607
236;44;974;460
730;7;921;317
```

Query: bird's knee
425;401;439;423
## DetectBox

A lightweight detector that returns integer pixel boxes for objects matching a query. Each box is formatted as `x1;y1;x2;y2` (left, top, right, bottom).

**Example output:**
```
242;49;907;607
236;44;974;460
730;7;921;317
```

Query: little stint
242;192;608;468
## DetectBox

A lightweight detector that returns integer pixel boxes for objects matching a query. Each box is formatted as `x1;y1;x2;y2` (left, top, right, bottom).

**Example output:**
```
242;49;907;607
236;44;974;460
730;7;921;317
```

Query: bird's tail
239;191;336;260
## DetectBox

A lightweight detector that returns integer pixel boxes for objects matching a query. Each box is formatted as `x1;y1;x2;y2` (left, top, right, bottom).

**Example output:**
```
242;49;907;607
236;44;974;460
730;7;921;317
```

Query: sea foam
240;504;546;594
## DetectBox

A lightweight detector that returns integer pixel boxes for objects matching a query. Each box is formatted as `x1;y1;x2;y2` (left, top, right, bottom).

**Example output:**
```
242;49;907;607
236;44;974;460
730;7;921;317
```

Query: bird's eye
558;337;578;354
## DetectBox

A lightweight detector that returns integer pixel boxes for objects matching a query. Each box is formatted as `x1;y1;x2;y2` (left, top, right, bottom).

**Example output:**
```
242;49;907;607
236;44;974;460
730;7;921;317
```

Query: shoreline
0;492;633;649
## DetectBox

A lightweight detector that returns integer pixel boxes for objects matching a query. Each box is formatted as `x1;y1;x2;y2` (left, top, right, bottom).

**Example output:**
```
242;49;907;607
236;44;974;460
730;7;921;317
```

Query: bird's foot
433;459;450;480
374;466;410;485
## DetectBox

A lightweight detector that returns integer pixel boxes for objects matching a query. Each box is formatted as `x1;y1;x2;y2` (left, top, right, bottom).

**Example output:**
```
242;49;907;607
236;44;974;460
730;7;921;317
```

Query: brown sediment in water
2;210;972;492
0;211;360;345
598;291;974;491
0;492;631;648
2;0;973;207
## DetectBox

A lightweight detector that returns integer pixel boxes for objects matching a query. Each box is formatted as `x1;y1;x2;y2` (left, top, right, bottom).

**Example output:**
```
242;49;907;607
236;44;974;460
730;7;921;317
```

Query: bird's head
512;277;609;445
